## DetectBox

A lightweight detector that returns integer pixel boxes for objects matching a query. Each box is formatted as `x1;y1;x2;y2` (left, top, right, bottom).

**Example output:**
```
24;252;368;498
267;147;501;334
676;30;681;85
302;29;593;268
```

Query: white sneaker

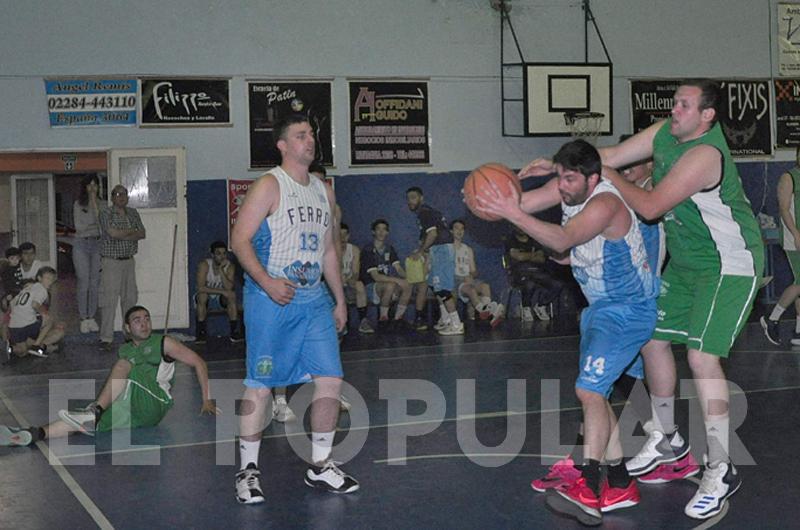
305;460;360;493
434;316;450;331
87;318;100;332
272;398;296;422
626;423;691;476
58;405;98;436
0;425;32;446
79;319;90;334
235;463;265;504
522;307;534;322
490;303;505;328
339;394;352;412
534;305;551;321
684;457;741;519
438;321;464;336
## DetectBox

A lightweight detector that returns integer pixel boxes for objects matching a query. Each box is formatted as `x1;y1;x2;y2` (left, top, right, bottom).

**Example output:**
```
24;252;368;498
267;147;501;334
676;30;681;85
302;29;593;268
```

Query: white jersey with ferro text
244;166;331;293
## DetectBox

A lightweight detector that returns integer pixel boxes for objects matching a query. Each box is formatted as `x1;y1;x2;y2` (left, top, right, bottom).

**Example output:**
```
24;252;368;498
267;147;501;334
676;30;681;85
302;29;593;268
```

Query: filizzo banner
775;79;800;147
779;3;800;76
140;78;231;126
248;81;333;169
45;78;137;127
630;79;772;157
349;80;430;166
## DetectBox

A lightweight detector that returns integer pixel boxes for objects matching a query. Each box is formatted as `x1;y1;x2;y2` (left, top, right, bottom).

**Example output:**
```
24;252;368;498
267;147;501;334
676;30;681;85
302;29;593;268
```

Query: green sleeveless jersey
652;120;764;276
780;167;800;251
118;333;175;401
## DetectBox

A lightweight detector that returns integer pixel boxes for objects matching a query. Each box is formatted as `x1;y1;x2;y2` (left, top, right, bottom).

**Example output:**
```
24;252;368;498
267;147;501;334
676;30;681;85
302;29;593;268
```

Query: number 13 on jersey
300;231;320;252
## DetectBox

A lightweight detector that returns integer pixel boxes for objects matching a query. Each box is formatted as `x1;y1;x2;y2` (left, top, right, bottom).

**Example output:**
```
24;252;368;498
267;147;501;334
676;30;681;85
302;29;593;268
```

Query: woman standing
72;175;102;333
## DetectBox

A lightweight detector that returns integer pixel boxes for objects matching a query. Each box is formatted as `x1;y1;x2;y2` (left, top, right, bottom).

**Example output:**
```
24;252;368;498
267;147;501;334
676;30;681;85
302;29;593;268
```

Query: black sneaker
305;460;360;493
414;317;428;331
229;330;244;343
196;329;207;344
759;316;781;346
235;463;265;504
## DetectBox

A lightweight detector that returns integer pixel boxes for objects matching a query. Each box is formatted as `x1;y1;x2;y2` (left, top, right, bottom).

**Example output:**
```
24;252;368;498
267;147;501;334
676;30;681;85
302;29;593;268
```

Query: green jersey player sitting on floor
0;305;218;446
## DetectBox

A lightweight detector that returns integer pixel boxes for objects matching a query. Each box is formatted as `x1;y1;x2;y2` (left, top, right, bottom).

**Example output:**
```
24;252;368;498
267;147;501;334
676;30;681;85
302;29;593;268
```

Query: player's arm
603;144;721;221
322;185;347;332
163;336;219;415
467;247;478;278
417;227;437;254
231;174;295;304
778;172;800;248
348;247;361;283
220;259;236;291
393;259;406;278
519;177;562;214
598;121;662;169
514;193;622;253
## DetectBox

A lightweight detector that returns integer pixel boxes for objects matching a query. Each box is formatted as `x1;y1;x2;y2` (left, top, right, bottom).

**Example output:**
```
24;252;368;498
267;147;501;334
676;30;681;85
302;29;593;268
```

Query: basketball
463;163;521;221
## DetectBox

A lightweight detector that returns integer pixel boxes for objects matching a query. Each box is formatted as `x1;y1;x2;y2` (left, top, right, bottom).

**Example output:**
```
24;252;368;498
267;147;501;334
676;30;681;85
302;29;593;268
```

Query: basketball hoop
564;111;605;144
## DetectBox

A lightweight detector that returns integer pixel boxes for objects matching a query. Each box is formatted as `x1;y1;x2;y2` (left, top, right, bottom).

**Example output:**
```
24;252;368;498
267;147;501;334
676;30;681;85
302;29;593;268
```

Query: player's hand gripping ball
463;163;521;221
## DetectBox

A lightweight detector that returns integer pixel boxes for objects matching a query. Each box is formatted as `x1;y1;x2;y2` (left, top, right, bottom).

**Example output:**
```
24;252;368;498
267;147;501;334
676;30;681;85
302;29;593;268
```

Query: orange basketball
463;163;521;221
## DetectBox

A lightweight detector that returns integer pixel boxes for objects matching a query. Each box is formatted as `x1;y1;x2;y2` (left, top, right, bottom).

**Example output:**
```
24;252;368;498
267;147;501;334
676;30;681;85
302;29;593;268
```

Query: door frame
10;173;57;270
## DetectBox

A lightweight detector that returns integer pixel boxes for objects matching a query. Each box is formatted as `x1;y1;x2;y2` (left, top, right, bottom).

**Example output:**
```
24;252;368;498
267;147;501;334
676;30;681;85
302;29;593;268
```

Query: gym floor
0;315;797;529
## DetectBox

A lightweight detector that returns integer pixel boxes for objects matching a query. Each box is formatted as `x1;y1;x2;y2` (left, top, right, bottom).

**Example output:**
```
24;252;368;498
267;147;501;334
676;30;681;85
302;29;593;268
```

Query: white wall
0;0;788;180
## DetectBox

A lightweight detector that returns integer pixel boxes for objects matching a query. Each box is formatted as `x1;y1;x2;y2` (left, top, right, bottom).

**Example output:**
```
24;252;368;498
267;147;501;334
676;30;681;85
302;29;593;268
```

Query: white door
108;148;188;331
10;174;57;270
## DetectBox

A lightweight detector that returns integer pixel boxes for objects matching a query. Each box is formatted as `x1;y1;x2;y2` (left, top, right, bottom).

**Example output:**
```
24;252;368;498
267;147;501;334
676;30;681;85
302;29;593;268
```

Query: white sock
769;304;786;322
479;295;491;306
394;304;407;319
449;310;462;325
650;395;675;434
795;316;800;334
438;303;447;319
705;414;730;465
380;306;389;319
311;430;335;464
239;438;261;470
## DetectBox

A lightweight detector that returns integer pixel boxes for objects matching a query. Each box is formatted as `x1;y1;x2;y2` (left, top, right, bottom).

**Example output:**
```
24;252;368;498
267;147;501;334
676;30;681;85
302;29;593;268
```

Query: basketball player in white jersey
194;240;242;343
231;114;357;504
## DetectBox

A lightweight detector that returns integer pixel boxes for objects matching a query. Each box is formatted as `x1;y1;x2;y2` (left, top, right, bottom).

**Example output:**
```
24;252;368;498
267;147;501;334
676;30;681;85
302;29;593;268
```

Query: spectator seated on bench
195;241;243;343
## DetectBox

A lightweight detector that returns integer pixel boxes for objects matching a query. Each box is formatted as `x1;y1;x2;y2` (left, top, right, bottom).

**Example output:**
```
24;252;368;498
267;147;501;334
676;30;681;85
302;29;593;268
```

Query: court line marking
0;386;113;529
373;453;565;464
54;380;800;461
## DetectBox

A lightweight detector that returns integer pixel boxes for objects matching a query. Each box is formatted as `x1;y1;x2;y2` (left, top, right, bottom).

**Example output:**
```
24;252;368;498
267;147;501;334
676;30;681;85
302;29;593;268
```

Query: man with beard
476;139;658;525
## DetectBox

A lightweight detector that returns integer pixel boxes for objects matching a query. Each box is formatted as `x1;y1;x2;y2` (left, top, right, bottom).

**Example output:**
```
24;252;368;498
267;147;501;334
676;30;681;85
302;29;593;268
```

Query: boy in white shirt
8;266;64;358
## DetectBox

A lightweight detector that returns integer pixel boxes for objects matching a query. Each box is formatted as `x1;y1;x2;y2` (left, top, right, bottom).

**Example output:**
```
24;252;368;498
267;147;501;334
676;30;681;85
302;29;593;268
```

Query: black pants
511;265;564;308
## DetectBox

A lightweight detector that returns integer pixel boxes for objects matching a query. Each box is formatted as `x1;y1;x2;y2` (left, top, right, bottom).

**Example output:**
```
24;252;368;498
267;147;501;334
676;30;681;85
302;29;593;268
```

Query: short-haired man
450;219;504;327
360;219;413;330
0;305;218;447
479;139;659;524
18;242;42;282
98;185;146;348
761;146;800;346
406;186;462;335
7;266;64;358
231;113;357;504
195;240;242;343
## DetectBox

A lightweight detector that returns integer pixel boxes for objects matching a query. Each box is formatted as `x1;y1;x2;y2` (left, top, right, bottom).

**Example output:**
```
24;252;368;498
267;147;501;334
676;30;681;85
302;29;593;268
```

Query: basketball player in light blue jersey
231;114;358;505
476;140;658;525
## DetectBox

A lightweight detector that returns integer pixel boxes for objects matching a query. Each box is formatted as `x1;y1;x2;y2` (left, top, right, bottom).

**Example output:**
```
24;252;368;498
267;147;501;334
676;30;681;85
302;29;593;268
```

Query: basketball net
564;111;605;145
